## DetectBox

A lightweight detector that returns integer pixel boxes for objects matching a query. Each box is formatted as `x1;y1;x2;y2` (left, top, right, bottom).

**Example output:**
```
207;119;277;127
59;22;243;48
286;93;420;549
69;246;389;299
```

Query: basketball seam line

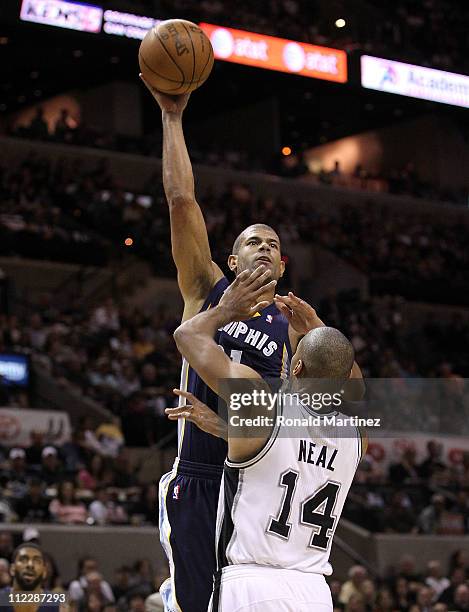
139;55;208;87
198;46;214;85
181;22;196;94
155;28;185;84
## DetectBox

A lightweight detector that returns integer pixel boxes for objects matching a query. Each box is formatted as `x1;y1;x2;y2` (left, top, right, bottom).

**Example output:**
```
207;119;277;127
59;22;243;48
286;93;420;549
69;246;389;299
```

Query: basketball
138;19;214;95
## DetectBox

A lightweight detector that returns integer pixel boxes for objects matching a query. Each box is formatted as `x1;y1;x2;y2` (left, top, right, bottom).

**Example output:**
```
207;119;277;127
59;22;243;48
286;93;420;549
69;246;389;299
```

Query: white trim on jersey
225;401;283;469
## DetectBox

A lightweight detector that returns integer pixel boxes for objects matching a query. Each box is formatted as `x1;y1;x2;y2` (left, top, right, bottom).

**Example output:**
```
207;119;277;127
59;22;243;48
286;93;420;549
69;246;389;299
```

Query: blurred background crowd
1;0;469;609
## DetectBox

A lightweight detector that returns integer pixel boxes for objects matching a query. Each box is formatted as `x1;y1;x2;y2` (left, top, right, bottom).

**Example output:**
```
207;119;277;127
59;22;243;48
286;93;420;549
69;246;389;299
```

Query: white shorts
208;565;333;612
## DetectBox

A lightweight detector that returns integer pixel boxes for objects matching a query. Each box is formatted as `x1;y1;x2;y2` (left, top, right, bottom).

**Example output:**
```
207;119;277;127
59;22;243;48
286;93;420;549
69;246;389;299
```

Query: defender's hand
139;73;190;114
219;266;277;321
274;291;320;335
168;389;228;440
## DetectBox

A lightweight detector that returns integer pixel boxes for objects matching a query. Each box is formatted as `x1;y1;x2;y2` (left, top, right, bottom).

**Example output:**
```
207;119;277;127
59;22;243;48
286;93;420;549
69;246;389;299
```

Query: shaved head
297;327;354;379
232;224;279;255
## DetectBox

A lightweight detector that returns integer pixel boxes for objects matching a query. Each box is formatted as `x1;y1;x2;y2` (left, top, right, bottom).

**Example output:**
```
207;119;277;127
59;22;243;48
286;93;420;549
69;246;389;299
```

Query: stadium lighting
124;237;133;246
335;19;346;28
282;146;292;156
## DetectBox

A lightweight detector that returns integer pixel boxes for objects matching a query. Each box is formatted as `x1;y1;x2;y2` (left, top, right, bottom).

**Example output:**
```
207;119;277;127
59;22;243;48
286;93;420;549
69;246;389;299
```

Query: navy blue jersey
178;276;292;465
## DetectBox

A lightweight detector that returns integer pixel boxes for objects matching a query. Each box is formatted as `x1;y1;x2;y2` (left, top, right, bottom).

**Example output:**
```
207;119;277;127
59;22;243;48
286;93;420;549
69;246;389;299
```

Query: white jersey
215;398;363;576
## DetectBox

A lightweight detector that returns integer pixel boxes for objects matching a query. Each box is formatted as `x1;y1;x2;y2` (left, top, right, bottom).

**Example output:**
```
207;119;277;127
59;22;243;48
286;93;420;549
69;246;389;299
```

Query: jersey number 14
267;470;340;550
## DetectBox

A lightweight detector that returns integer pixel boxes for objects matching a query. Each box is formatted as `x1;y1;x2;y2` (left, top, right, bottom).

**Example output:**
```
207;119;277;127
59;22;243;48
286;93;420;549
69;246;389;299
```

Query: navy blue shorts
159;458;223;612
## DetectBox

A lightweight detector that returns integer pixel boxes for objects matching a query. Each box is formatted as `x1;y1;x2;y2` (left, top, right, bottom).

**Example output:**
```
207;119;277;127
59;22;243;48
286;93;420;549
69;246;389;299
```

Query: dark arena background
1;0;469;611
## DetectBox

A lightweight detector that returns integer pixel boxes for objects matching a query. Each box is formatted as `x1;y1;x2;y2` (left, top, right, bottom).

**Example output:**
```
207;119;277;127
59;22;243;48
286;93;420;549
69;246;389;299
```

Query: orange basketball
139;19;214;94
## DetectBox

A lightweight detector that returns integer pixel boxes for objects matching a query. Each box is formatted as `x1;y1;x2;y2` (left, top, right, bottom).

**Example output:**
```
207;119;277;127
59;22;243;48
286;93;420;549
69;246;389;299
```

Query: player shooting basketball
173;266;367;611
140;79;364;612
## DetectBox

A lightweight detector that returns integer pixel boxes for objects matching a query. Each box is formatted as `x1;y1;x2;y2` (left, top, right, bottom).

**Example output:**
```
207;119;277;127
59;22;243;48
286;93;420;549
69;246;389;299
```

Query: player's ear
9;563;15;578
292;359;303;376
227;254;237;273
279;257;285;278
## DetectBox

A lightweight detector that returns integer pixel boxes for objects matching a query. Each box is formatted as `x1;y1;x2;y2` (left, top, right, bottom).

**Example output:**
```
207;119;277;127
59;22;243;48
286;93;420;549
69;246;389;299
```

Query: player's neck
257;288;275;308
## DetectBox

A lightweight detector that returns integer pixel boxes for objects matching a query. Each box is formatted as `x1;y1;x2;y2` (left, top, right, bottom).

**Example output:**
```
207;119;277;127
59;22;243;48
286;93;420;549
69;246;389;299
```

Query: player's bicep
169;198;223;301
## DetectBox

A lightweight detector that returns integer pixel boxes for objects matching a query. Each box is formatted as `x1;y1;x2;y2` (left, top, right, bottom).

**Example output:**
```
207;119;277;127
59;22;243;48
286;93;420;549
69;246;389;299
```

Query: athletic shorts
208;564;333;612
159;458;223;612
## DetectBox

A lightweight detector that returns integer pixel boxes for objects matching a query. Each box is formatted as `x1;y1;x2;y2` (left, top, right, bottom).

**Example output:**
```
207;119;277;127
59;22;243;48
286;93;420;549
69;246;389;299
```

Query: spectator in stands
83;571;115;608
28;107;49;140
451;584;469;611
91;298;120;332
418;440;446;479
132;329;155;361
382;491;416;533
448;549;469;577
78;454;106;491
360;578;376;609
425;560;450;602
339;565;368;605
69;557;115;607
15;478;50;522
95;417;124;459
388;446;420;484
417;586;434;612
40;446;64;486
0;491;16;523
49;480;88;524
127;592;146;611
89;486;128;526
25;430;46;467
81;591;106;612
374;588;395;611
0;558;10;588
111;449;139;490
54;109;75;142
61;429;88;472
0;532;14;563
394;577;411;610
116;361;141;397
439;567;466;606
131;484;158;526
418;494;447;534
2;448;29;499
112;566;131;601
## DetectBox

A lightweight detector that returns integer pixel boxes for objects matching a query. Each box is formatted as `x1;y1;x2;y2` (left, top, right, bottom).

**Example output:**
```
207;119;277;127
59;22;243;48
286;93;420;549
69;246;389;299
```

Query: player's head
291;327;354;380
228;224;285;281
10;543;47;591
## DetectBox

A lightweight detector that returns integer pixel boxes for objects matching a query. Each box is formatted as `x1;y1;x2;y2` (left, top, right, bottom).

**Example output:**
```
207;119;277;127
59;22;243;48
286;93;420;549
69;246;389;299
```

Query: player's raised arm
140;76;224;316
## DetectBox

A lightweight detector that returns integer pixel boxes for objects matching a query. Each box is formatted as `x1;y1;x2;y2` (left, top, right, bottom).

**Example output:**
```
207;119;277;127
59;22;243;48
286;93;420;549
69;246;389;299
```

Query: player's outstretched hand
168;389;228;440
274;291;320;335
219;266;277;321
139;73;190;114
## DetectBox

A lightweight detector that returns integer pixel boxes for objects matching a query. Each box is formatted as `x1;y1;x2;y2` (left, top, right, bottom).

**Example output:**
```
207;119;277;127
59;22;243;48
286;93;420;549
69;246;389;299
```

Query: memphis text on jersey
229;414;380;428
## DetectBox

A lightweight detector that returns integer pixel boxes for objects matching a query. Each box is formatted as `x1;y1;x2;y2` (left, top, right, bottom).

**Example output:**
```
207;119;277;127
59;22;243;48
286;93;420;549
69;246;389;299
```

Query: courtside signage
20;0;103;33
361;55;469;109
200;23;347;83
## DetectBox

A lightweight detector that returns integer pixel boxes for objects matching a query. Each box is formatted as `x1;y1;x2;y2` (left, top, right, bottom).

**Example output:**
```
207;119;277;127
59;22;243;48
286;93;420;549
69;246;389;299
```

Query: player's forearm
162;113;195;203
174;305;231;362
